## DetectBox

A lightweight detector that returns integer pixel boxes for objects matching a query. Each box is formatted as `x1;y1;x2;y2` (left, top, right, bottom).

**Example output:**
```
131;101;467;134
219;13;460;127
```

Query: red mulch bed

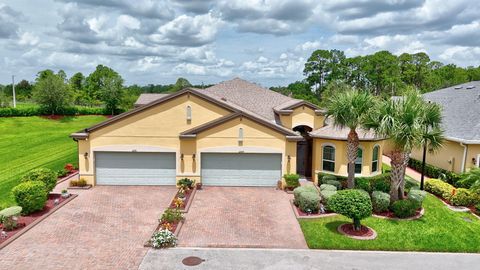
374;208;422;219
339;224;374;237
0;194;67;244
169;189;193;210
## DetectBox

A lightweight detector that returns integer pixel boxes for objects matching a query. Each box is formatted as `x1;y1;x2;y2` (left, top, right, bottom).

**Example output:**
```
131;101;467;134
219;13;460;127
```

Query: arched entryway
294;125;313;178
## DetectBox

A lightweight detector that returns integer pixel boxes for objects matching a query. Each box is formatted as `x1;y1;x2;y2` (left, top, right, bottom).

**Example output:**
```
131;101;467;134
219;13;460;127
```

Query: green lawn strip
0;116;106;206
299;194;480;253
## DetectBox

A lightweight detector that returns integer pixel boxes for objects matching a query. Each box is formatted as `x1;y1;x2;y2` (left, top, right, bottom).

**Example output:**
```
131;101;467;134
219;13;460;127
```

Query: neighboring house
409;81;480;173
71;78;385;187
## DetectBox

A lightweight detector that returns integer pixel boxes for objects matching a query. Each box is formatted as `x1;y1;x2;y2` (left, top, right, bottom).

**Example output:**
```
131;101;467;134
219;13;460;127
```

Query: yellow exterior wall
195;117;297;181
411;140;480;173
279;106;325;129
77;93;231;185
312;138;384;184
76;93;295;186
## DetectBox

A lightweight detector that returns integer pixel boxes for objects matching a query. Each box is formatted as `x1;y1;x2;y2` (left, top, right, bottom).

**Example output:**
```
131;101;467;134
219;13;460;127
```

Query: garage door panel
201;153;281;186
95;152;176;185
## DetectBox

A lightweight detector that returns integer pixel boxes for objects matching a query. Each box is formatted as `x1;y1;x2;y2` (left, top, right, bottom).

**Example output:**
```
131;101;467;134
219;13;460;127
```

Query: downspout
460;142;468;173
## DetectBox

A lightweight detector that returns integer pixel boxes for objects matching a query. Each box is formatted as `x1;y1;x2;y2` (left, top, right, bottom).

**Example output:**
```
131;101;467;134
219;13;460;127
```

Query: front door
296;140;312;177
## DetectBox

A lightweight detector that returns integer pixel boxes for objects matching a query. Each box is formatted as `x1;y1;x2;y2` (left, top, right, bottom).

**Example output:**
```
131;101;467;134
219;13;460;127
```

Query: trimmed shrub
150;229;177;248
0;206;22;230
297;191;321;213
425;179;455;200
320;190;337;210
284;174;300;188
178;178;195;189
12;181;48;214
329;189;372;230
408;190;427;205
324;180;342;190
20;168;57;193
450;188;475;206
390;199;419;218
372;178;390;193
321;174;337;184
355;178;371;193
408;158;461;186
293;186;318;205
371;191;390;213
320;184;337;191
160;208;184;224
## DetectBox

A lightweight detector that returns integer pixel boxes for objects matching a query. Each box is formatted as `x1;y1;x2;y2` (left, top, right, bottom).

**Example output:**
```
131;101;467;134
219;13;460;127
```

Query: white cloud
18;32;39;46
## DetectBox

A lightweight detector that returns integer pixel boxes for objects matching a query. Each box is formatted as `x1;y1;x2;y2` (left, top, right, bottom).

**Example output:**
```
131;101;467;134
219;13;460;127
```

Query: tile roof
200;78;297;122
309;123;383;141
422;81;480;143
134;93;170;106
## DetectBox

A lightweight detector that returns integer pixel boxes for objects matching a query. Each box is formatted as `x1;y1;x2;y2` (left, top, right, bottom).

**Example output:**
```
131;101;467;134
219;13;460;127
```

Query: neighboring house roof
310;124;383;141
71;86;302;140
134;93;170;107
422;81;480;144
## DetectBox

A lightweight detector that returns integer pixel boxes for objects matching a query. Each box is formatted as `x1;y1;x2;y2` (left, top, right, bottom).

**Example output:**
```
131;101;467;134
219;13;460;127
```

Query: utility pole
12;75;16;108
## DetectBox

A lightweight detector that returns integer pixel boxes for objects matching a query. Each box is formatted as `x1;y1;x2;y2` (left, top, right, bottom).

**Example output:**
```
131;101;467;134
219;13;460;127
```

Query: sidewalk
382;155;429;182
140;247;480;270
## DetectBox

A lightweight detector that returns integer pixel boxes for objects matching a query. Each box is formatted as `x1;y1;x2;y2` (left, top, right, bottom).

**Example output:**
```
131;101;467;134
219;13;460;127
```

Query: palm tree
326;90;375;188
365;89;443;201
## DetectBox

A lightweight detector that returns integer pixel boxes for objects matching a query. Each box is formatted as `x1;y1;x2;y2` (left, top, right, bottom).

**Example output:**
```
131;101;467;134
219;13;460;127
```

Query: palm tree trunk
389;150;410;201
347;129;359;189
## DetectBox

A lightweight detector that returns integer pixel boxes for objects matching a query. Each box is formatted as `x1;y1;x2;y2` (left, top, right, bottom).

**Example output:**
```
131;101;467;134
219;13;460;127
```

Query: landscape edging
0;193;77;250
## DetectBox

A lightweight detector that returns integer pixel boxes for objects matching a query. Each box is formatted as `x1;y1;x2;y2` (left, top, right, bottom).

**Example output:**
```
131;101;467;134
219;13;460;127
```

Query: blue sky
1;0;480;87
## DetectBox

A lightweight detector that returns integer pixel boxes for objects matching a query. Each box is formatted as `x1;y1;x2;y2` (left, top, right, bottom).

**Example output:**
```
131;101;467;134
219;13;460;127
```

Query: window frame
372;145;380;173
322;144;336;172
355;147;363;174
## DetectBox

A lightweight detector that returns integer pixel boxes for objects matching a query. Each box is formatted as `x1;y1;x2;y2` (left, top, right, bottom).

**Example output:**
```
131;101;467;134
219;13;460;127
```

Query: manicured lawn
299;194;480;253
0;116;106;207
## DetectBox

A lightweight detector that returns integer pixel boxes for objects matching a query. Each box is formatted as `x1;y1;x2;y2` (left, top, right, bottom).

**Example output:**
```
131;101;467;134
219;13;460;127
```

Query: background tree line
1;49;479;114
271;49;480;105
0;65;203;114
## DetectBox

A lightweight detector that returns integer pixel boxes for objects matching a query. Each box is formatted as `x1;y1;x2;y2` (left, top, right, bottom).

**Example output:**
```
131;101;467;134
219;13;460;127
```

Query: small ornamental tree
329;189;372;231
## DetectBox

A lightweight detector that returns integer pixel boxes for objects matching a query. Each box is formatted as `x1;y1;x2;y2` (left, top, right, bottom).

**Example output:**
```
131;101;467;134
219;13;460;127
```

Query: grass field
0;116;106;207
299;194;480;253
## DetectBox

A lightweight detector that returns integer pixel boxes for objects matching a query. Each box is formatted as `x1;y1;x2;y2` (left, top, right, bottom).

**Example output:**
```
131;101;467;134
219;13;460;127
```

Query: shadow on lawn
325;220;346;234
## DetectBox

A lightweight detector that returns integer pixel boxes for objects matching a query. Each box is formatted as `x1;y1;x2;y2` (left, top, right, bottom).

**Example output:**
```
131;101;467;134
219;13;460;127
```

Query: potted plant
61;189;70;198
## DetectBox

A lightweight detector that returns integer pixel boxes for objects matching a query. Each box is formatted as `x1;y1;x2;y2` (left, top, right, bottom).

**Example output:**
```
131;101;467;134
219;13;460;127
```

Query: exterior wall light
192;154;196;160
84;152;89;159
287;155;291;161
180;154;184;160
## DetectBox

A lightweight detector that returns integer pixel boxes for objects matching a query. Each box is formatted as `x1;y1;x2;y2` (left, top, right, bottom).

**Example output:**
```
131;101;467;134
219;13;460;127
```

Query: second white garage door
95;152;176;185
201;153;282;186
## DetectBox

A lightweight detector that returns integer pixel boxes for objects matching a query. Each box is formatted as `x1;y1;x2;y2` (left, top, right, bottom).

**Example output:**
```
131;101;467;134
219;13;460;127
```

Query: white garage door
95;152;176;185
201;153;282;186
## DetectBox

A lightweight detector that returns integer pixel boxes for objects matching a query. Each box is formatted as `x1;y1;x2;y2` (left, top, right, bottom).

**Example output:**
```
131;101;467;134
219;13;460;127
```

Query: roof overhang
180;112;299;139
274;101;326;116
445;136;480;145
70;132;88;140
309;134;385;142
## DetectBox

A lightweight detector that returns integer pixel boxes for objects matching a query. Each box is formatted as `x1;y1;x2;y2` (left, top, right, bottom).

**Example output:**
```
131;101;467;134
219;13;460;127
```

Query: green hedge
408;158;461;186
0;106;125;117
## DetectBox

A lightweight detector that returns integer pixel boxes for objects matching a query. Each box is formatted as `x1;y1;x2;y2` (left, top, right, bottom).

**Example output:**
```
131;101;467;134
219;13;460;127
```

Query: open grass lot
0;116;106;207
299;194;480;253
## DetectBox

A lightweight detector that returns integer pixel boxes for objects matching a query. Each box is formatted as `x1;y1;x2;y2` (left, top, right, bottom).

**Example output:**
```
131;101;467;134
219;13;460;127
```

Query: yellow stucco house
71;78;385;187
409;82;480;173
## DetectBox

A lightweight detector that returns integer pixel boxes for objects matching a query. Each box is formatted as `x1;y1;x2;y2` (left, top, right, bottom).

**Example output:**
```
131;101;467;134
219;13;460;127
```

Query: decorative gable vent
186;106;192;121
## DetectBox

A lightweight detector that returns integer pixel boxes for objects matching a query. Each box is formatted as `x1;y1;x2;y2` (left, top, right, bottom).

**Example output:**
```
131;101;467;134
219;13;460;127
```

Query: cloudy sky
1;0;480;87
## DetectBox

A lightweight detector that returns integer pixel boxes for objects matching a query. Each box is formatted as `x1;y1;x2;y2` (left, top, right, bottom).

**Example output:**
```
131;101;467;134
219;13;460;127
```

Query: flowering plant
150;229;177;248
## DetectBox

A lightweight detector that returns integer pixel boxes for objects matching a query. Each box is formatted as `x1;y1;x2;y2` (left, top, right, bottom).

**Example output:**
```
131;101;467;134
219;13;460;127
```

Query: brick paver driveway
0;186;176;270
178;187;307;248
